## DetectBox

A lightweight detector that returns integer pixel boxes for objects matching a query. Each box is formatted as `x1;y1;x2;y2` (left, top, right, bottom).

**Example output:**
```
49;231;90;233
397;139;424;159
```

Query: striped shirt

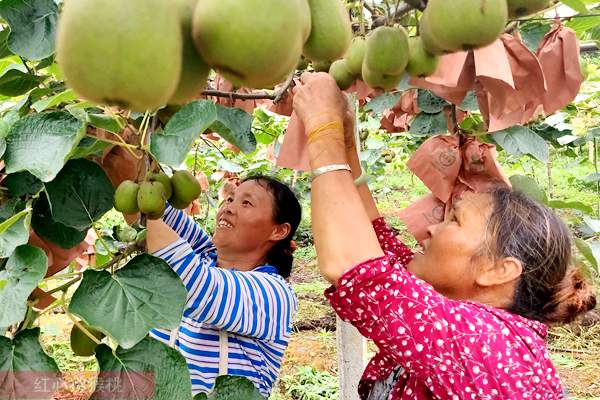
149;205;298;397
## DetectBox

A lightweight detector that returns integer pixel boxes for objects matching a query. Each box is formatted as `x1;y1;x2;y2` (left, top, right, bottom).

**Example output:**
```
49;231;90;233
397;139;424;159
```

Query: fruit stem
44;276;82;297
41;271;83;283
359;0;366;36
139;111;151;151
85;134;142;159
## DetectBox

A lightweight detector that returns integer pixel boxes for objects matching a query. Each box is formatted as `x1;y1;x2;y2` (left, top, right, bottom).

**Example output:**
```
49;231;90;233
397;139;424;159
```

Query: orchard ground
38;147;600;400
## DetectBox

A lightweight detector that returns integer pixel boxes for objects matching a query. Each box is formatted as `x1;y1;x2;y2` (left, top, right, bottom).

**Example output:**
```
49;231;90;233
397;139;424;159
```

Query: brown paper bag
537;23;585;115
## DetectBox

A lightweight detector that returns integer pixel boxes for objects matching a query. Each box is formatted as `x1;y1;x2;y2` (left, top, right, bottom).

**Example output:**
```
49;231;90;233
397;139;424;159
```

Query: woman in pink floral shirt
292;73;597;400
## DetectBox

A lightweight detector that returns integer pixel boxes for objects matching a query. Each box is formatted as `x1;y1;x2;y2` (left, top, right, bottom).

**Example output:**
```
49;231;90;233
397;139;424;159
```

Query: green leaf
0;137;5;158
45;159;114;231
409;112;448;135
548;200;594;215
492;125;549;163
0;198;23;221
31;89;76;112
583;217;600;234
458;91;479;112
583;173;600;183
68;136;112;159
217;159;243;173
0;328;60;400
509;175;548;204
4;111;86;182
417;90;449;113
0;0;58;60
92;337;192;400
560;0;589;14
566;16;600;35
31;193;88;249
87;112;126;134
0;29;13;59
0;206;31;258
151;100;217;167
0;245;47;327
0;66;43;96
519;22;552;52
3;171;43;197
575;238;598;269
208;376;264;400
210;105;256;154
69;254;187;349
364;92;402;114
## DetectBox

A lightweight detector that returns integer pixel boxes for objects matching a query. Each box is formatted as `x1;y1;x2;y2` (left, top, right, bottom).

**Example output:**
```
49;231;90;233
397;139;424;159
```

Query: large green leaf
0;205;31;258
31;193;88;249
206;376;264;400
69;254;187;349
409;112;448;136
509;175;548;204
92;337;191;400
417;90;449;113
45;159;114;231
211;105;256;154
492;125;549;163
4;111;86;182
0;0;58;60
0;328;60;399
0;245;47;327
0;65;43;96
3;171;43;197
151;100;217;167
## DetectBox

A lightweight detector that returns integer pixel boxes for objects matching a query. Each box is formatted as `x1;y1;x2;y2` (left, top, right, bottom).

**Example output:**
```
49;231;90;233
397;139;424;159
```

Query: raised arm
162;203;214;255
344;125;414;263
293;73;384;284
147;219;296;341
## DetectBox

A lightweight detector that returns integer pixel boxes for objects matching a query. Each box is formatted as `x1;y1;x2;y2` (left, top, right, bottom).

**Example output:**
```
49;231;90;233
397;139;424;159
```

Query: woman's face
407;192;496;300
212;180;284;257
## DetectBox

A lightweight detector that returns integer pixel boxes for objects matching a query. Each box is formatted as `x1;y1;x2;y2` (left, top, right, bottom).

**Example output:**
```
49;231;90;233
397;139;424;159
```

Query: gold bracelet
307;120;343;143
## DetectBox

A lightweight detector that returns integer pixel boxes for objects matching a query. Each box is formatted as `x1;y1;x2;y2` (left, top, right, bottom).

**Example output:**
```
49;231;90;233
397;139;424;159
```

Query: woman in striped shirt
146;176;301;397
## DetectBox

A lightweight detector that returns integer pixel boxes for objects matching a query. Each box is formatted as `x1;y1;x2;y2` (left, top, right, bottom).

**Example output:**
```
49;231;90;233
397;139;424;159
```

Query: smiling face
212;180;288;263
407;192;497;300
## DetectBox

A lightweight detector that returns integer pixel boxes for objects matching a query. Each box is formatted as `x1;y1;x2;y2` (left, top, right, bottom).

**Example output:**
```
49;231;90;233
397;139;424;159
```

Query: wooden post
337;316;367;400
336;93;367;400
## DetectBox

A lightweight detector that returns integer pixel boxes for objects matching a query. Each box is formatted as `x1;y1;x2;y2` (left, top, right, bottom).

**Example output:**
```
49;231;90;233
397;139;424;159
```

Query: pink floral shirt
325;218;564;399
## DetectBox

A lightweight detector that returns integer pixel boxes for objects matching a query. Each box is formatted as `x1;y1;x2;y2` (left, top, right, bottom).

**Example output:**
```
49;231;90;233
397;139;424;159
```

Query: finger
300;72;317;85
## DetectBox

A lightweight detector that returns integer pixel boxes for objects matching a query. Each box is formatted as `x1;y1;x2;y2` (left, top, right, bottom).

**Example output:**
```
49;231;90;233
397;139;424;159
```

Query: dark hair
483;187;596;324
243;175;301;279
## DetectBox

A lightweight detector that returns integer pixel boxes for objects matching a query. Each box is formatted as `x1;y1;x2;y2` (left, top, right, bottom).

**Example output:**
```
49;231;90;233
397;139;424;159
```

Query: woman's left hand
293;72;348;133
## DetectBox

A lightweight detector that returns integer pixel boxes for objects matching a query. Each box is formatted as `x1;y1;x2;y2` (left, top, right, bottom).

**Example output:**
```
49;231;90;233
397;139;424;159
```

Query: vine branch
202;73;295;103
